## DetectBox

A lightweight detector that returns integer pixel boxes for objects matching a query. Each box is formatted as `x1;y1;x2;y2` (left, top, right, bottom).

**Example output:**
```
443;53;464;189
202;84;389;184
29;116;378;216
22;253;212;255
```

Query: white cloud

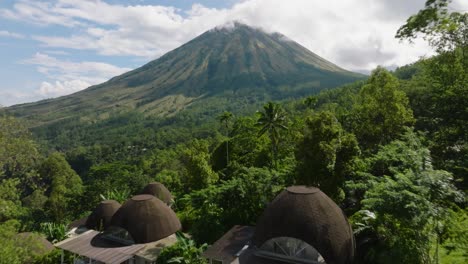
21;53;132;98
0;30;25;39
37;80;90;97
9;0;467;71
2;0;468;105
0;0;84;27
23;53;132;82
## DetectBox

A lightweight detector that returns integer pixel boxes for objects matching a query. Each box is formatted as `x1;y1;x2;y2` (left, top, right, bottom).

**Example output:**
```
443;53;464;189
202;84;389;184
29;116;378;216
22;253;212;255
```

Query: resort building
202;186;355;264
55;182;181;264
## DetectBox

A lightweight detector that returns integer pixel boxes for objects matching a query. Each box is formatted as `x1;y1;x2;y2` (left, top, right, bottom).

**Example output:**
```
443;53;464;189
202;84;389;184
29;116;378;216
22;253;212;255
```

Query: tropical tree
180;140;218;191
157;232;207;264
304;95;318;109
396;0;467;56
0;178;26;222
295;111;360;201
396;0;468;185
83;162;150;208
351;67;414;151
0;220;28;264
218;111;233;165
256;102;288;168
0;115;41;193
40;152;83;222
347;130;464;263
39;222;68;243
99;188;131;203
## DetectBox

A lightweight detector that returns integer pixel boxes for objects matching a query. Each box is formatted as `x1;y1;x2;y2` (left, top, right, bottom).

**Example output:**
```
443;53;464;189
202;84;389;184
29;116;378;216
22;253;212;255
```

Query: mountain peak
210;21;285;39
213;21;256;31
8;24;363;124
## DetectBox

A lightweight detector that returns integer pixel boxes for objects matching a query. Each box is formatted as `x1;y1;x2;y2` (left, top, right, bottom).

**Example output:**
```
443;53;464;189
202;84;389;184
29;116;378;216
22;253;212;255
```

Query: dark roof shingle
202;225;254;263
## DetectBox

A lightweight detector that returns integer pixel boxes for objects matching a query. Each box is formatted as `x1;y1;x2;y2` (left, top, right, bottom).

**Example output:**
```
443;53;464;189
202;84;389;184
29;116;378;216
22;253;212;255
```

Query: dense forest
0;1;467;263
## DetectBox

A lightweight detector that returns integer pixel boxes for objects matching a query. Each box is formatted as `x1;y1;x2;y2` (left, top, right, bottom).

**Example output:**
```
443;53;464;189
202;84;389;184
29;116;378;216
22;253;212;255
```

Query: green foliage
180;140;219;192
32;249;62;264
39;222;68;243
437;209;468;263
226;116;269;168
99;188;131;203
0;115;41;194
0;220;57;264
395;0;467;187
256;102;289;168
218;111;233;166
157;233;207;264
295;111;360;201
397;0;467;55
0;220;25;264
83;162;150;209
396;0;452;40
348;130;464;264
0;178;27;222
182;166;285;244
40;152;83;221
351;67;414;151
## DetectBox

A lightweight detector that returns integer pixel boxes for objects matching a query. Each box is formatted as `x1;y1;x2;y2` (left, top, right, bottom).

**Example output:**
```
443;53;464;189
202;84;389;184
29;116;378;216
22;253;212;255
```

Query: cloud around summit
1;0;467;105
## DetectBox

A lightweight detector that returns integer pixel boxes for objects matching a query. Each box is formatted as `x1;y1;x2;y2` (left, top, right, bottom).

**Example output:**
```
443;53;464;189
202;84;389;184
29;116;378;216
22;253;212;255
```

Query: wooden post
61;250;64;264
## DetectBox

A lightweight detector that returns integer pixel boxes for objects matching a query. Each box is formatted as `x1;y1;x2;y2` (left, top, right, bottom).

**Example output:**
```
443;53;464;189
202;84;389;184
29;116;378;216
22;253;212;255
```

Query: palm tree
218;111;233;166
256;102;288;168
304;96;318;108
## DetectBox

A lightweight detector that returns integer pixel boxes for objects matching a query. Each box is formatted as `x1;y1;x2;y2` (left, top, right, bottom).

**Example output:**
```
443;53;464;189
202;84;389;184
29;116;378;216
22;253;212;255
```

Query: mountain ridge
7;22;364;126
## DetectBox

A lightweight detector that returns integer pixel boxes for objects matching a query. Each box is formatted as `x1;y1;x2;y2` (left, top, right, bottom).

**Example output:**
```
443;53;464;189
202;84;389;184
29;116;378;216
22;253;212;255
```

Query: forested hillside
0;1;466;264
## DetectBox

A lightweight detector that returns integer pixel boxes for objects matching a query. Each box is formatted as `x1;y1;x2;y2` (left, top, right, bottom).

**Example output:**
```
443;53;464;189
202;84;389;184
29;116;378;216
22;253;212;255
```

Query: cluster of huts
24;183;355;264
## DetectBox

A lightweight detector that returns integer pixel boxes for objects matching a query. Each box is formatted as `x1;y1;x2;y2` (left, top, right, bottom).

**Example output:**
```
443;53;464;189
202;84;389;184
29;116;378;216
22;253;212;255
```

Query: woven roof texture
253;186;355;264
85;200;120;230
110;194;181;243
141;182;173;204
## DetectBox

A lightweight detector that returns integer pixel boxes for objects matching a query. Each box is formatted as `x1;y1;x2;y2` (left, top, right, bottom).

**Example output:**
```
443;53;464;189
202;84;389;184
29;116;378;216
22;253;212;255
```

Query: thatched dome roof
85;200;120;230
15;232;54;258
253;186;355;264
141;182;173;204
110;194;181;244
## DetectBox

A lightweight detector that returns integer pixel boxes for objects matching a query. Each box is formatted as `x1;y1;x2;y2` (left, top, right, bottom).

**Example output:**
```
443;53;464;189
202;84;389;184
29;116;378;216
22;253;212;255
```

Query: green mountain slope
7;22;363;126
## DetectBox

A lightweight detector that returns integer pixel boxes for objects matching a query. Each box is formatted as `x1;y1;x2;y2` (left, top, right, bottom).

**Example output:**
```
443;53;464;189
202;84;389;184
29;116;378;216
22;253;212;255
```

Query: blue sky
0;0;467;106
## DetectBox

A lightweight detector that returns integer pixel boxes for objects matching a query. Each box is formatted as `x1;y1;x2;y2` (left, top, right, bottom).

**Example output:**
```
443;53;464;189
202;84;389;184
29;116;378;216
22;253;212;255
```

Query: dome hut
85;200;120;231
110;194;181;244
252;186;355;264
141;182;173;205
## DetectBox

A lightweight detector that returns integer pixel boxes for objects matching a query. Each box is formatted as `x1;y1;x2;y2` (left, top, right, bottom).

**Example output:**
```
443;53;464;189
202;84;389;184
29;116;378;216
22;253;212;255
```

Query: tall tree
396;0;467;58
218;111;233;166
0;115;40;193
256;102;288;168
351;67;414;151
396;0;467;185
296;111;360;201
180;140;218;191
40;152;83;222
304;96;318;109
347;130;464;264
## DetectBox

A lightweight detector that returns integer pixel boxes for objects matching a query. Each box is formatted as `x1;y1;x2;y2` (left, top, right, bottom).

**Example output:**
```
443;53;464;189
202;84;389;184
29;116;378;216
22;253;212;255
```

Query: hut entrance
256;237;326;264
